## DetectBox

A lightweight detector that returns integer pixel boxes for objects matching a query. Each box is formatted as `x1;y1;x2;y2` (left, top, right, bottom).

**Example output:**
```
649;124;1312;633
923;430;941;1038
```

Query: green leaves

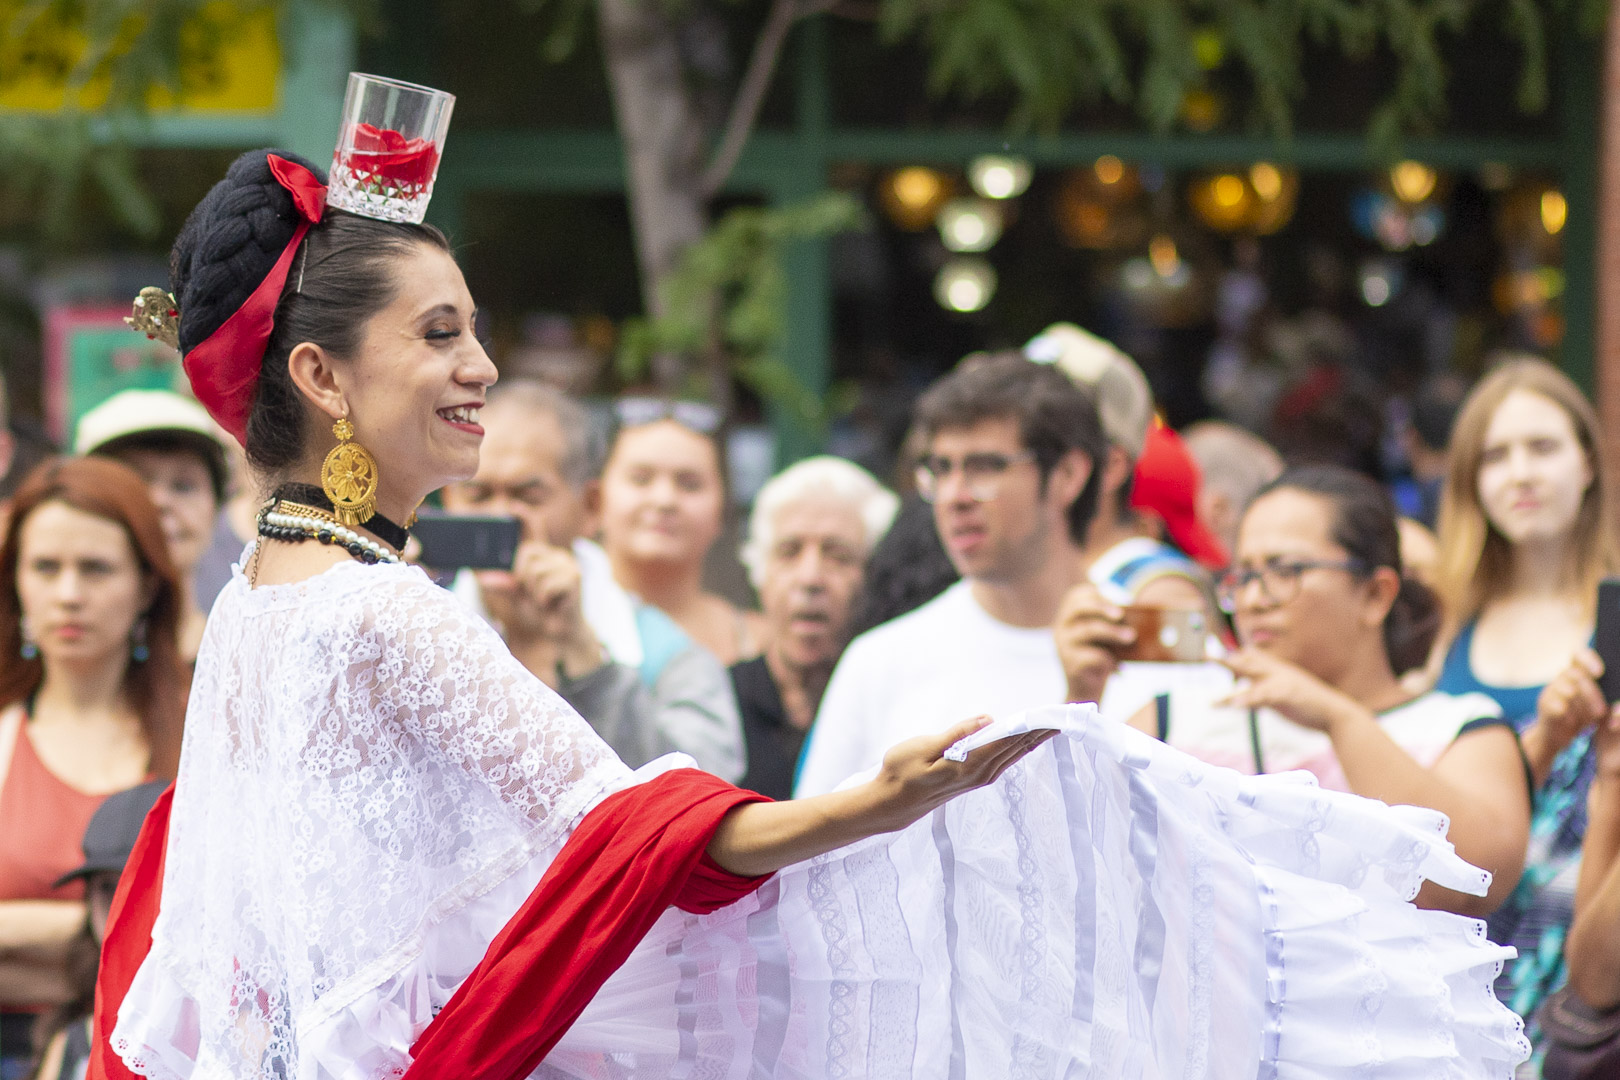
0;0;365;242
876;0;1585;140
617;192;864;429
0;112;159;238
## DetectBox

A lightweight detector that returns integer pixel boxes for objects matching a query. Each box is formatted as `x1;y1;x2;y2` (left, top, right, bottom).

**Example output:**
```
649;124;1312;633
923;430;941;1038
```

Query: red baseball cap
1129;422;1230;570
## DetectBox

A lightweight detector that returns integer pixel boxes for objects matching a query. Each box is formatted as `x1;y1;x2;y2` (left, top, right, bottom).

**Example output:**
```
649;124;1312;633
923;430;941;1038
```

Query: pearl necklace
258;506;400;564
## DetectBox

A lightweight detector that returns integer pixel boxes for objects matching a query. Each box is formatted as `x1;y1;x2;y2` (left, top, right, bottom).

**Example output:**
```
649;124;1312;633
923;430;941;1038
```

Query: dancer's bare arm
707;718;1055;877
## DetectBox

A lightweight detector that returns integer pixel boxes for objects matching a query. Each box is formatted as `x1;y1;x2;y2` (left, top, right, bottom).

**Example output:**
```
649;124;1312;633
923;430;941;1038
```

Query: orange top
0;715;108;903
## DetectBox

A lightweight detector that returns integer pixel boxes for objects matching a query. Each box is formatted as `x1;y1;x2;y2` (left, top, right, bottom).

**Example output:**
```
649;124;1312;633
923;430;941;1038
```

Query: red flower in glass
343;122;440;189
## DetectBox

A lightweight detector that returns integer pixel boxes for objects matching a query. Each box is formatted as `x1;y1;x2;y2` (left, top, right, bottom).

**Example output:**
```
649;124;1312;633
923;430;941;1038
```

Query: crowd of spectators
1;324;1618;1078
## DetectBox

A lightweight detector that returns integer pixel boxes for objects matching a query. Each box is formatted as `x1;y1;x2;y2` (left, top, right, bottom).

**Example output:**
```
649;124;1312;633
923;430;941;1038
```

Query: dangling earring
19;616;37;660
130;617;150;663
321;416;379;527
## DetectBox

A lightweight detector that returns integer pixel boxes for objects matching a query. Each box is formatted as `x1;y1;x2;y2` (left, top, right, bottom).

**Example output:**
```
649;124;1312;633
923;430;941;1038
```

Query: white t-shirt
794;580;1066;796
1156;674;1505;792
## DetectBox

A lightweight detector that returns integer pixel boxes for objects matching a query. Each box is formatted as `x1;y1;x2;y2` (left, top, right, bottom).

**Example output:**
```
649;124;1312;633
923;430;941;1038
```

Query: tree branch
699;0;833;198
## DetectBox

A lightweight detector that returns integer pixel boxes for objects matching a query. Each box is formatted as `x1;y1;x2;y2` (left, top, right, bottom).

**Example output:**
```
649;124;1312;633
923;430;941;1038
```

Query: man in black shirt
731;458;897;797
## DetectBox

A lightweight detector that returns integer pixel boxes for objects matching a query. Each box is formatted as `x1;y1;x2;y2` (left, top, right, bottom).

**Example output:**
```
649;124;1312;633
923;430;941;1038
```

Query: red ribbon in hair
182;154;327;446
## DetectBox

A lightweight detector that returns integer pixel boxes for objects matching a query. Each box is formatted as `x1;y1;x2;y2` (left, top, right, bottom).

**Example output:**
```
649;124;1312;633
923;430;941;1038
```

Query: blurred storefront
0;0;1600;479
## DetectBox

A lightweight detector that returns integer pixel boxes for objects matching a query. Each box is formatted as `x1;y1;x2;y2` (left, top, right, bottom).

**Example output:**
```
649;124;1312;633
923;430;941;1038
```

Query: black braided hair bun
167;148;452;473
169;149;323;355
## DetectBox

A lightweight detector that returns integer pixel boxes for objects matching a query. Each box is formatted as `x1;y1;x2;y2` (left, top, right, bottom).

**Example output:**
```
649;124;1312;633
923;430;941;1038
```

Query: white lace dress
111;559;1529;1079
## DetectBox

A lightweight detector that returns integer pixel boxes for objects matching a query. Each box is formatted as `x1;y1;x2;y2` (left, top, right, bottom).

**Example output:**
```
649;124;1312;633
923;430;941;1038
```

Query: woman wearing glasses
599;401;765;667
1430;359;1620;1041
1075;465;1532;916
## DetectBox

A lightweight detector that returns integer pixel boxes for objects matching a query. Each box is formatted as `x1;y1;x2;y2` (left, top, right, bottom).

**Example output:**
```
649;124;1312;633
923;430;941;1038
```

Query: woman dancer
94;138;1527;1079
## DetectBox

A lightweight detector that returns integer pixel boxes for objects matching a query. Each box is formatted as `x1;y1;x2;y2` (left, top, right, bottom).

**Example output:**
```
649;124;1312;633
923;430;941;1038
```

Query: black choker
271;483;411;551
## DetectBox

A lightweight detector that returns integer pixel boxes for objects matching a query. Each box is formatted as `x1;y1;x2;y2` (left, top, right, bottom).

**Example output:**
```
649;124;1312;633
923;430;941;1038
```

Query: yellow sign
0;2;278;112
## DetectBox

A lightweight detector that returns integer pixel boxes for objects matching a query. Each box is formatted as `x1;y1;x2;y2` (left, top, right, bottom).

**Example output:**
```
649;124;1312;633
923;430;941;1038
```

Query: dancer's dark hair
169;148;451;473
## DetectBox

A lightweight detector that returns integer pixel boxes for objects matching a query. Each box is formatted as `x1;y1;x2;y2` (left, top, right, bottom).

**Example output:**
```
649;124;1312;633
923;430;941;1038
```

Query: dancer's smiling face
289;244;498;512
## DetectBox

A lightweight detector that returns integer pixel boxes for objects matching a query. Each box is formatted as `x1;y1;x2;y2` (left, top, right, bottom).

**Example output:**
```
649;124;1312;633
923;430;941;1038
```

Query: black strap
1248;709;1266;774
1154;693;1170;741
1455;715;1537;809
273;482;410;550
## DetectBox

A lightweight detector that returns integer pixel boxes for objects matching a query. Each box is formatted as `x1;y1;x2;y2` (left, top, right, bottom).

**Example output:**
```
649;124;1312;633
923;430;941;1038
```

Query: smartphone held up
411;512;522;571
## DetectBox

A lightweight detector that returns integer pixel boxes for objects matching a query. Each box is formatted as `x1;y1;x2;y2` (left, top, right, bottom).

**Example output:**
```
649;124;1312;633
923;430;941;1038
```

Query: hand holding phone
1597;579;1620;703
411;513;522;571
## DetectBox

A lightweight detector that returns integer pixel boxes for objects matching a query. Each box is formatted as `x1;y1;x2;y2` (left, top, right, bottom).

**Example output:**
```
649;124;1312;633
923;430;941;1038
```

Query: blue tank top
1434;621;1543;729
1436;622;1598;1044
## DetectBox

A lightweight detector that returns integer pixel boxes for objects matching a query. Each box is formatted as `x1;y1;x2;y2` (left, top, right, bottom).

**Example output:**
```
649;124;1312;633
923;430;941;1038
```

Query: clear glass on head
327;73;455;224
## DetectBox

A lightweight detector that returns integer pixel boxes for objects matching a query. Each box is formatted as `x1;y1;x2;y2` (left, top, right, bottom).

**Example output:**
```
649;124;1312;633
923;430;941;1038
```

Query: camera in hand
1114;606;1210;664
411;512;522;571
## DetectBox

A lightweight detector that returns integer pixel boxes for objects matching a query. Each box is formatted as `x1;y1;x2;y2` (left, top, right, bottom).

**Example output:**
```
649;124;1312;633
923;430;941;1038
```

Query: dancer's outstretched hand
866;718;1058;832
706;718;1056;877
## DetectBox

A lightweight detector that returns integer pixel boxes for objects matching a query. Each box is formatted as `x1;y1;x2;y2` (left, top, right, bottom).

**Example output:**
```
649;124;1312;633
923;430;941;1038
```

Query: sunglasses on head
613;397;723;435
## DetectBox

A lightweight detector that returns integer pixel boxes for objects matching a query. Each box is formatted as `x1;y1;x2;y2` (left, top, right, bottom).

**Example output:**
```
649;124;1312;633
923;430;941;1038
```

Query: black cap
53;780;167;888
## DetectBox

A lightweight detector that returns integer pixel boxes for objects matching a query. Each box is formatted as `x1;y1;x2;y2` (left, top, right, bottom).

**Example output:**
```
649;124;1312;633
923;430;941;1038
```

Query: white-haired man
731;457;898;798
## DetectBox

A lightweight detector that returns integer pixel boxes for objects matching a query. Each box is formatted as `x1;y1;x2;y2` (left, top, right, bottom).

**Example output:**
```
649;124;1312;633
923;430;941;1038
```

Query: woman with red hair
0;457;185;1077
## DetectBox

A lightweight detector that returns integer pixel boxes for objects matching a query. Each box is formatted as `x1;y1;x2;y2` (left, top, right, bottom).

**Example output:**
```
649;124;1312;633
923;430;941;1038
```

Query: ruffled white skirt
542;706;1528;1079
117;705;1529;1079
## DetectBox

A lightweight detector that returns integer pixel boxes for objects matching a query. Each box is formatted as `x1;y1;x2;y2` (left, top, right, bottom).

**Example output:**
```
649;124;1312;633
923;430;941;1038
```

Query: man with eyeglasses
794;353;1108;797
441;380;746;780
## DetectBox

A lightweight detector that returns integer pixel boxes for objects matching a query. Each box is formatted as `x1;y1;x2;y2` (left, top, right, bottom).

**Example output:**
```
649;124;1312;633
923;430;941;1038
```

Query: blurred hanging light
1247;163;1298;234
1148;234;1181;279
968;155;1032;200
1249;163;1283;201
937;198;1005;252
1094;155;1126;186
1189;172;1254;232
934;257;997;312
1389;161;1437;204
1541;189;1568;235
1358;260;1400;307
878;166;952;230
1121;235;1192;297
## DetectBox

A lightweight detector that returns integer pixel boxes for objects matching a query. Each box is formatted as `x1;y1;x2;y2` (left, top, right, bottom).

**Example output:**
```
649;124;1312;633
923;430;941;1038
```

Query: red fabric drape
86;769;768;1080
404;768;768;1078
86;784;173;1080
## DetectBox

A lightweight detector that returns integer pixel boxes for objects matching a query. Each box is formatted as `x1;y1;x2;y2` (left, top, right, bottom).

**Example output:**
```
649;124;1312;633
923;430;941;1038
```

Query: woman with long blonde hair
1433;356;1620;1042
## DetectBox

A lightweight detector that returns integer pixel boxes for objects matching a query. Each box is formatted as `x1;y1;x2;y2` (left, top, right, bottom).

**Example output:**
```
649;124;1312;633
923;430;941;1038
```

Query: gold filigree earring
321;417;379;526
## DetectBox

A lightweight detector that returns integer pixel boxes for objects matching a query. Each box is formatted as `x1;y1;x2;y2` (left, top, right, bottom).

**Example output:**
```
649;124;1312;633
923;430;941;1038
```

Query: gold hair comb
125;287;180;351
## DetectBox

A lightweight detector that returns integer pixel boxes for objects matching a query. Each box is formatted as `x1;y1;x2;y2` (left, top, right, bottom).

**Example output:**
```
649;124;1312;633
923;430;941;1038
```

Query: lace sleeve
355;569;633;830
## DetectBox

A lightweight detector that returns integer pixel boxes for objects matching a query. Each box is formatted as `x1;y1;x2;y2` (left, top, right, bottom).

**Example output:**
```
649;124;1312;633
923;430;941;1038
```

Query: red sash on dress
86;784;172;1080
87;770;768;1080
